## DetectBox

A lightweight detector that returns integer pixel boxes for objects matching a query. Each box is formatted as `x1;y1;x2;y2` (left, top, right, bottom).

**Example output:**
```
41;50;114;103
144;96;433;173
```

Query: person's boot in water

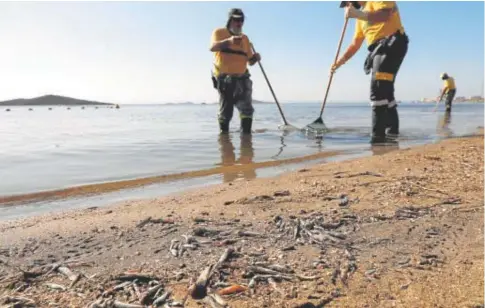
371;106;388;144
219;121;230;134
385;105;399;141
241;117;252;134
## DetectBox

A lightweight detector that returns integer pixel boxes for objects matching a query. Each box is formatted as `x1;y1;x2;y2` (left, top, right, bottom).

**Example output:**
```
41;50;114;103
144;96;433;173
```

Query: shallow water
0;102;482;203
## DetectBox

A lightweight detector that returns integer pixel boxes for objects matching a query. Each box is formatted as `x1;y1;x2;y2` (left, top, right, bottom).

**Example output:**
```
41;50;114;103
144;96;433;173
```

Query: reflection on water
437;111;453;138
218;134;256;182
370;143;400;156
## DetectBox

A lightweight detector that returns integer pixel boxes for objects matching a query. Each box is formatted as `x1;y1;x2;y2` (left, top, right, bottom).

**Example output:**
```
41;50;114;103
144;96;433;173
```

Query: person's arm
332;21;364;71
210;29;232;52
347;1;396;23
437;84;448;101
335;36;364;68
245;37;261;66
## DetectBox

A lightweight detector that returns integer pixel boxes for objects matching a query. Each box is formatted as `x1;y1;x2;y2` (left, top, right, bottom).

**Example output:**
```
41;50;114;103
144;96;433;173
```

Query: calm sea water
0;102;483;199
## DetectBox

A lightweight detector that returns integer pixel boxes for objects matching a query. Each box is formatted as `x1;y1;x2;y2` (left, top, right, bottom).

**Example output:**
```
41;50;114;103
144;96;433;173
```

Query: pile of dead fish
88;273;176;308
0;261;179;308
271;213;357;250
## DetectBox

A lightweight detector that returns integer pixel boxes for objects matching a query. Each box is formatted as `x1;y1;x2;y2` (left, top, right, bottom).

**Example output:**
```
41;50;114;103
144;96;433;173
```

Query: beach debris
88;299;144;308
217;284;248;295
204;293;228;308
338;195;349;207
192;227;221;237
274;190;291;197
237;230;265;238
395;206;430;220
188;264;213;300
114;273;157;283
140;283;164;305
153;290;172;306
44;282;67;291
189;248;234;300
137;217;174;228
1;296;36;307
346;171;383;178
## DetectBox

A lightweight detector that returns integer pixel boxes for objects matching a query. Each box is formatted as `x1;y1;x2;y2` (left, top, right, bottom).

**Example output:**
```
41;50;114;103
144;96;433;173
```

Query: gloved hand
345;5;368;20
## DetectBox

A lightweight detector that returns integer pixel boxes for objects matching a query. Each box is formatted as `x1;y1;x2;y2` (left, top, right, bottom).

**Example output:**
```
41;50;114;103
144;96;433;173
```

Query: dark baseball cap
228;8;244;19
339;1;362;9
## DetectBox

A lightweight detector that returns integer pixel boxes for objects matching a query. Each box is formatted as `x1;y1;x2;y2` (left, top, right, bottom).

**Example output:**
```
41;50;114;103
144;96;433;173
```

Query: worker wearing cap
210;8;261;134
437;73;456;112
331;1;409;144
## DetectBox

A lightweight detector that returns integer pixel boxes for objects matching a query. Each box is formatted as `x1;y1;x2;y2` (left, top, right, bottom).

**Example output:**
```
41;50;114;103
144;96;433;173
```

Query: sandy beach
1;134;483;308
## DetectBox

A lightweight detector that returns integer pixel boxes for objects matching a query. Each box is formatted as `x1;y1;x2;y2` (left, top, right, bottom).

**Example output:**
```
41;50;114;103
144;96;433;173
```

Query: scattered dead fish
1;296;36;307
326;231;347;240
89;299;144;308
296;274;319;281
153;290;172;306
213;281;232;288
397;257;411;265
265;264;295;274
115;273;156;282
281;245;296;251
320;221;343;230
218;284;248;295
140;284;164;306
182;234;197;244
248;266;281;276
237;230;264;238
211;248;234;275
136;217;153;228
45;283;67;291
193;217;210;223
189;265;213;300
102;281;132;296
339;195;349;207
193;227;221;237
214;239;238;247
347;171;383;178
268;277;284;296
331;264;341;285
170;239;180;257
204;293;228;308
293;219;301;239
274;190;291;197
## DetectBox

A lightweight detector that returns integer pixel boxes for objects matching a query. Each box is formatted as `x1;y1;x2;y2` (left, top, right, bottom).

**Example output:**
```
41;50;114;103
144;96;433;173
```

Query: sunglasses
232;18;244;23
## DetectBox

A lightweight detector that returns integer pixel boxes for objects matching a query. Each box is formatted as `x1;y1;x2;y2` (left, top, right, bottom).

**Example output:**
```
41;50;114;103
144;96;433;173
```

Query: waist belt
364;30;408;75
212;72;250;98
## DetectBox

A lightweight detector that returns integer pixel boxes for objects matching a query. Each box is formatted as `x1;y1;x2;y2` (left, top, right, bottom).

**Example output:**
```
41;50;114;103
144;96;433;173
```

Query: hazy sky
0;1;483;104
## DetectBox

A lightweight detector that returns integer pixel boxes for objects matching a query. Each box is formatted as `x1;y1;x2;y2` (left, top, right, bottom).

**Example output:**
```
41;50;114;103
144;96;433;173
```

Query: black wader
444;88;456;112
212;73;254;134
364;31;409;144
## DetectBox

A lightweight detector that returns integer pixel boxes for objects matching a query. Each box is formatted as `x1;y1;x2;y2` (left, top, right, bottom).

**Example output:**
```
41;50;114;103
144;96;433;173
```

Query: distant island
0;95;114;106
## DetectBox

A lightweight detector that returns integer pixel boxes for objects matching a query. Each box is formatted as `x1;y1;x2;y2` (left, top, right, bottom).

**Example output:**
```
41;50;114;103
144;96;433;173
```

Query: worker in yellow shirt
331;1;409;144
210;8;261;134
437;73;457;112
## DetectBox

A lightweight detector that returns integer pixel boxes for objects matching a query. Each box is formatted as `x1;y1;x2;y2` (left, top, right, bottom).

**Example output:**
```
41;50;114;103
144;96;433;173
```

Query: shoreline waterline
0;147;347;206
0;131;482;223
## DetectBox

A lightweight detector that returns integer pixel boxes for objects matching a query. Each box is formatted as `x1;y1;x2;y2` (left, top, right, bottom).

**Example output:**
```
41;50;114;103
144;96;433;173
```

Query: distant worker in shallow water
437;73;456;113
331;1;409;144
210;8;261;134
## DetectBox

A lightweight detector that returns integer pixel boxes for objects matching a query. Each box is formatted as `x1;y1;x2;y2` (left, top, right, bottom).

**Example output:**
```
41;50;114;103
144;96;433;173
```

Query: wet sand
0;134;483;307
